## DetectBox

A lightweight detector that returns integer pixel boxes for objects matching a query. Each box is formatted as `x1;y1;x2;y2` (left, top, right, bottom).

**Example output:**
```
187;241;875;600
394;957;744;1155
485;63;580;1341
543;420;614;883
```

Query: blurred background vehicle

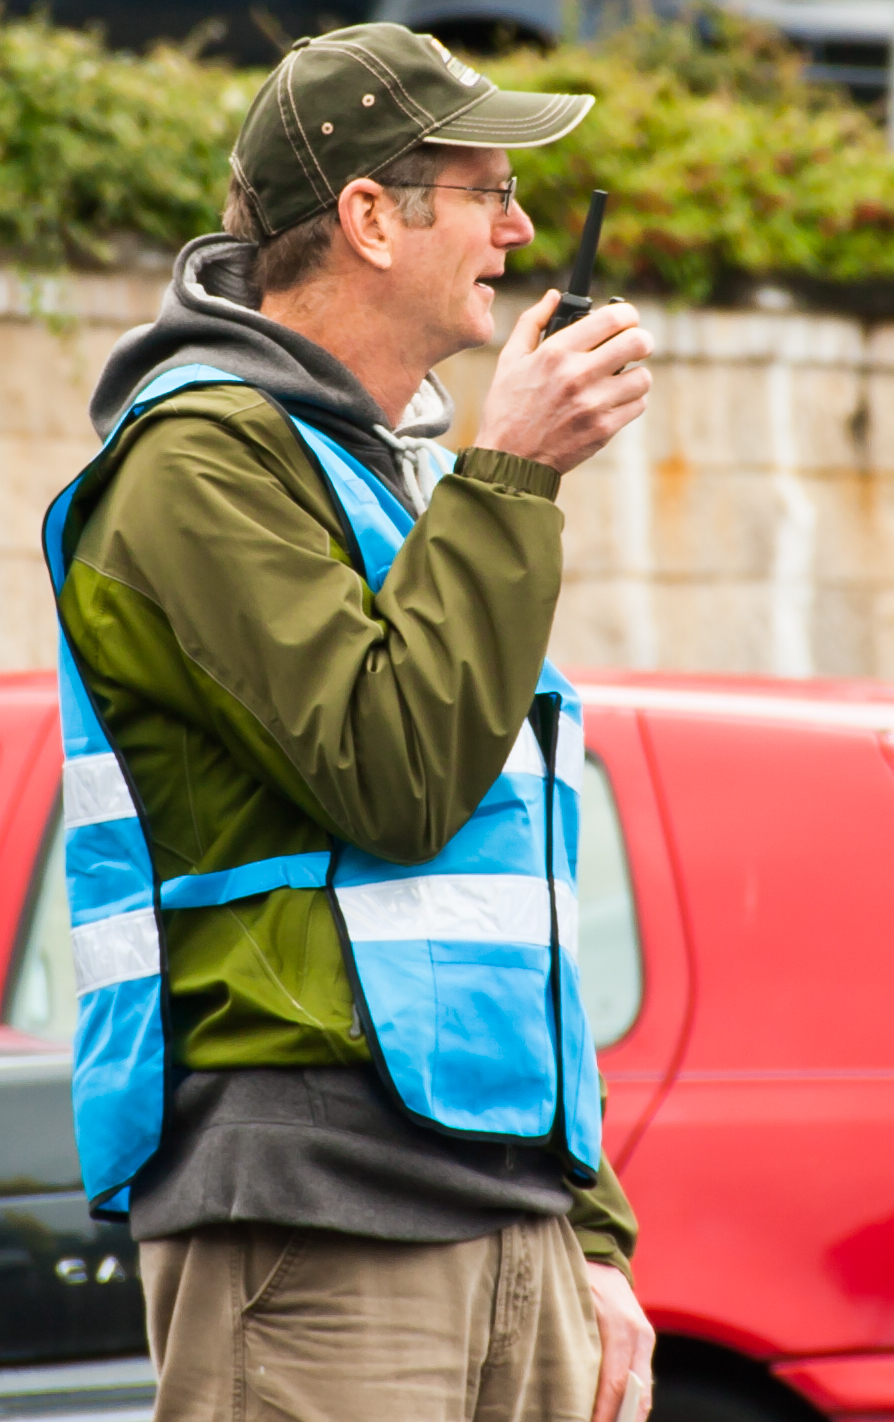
5;669;894;1420
725;2;894;104
0;674;152;1420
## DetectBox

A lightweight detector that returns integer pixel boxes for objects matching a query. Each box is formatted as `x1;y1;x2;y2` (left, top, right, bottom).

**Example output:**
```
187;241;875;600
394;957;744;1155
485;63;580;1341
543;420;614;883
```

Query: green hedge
0;16;258;265
3;10;894;300
490;16;894;301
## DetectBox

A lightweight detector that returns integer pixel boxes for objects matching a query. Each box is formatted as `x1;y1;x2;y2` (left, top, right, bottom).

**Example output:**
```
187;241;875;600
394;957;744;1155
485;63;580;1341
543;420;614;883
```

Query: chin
459;306;495;351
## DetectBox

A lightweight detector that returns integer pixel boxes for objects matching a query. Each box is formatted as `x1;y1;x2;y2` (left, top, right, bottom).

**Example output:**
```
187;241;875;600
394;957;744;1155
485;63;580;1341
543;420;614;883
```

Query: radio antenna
568;190;608;298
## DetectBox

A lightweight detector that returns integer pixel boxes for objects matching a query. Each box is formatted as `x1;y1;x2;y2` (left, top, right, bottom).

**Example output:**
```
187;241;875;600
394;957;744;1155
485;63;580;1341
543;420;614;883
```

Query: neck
261;274;429;428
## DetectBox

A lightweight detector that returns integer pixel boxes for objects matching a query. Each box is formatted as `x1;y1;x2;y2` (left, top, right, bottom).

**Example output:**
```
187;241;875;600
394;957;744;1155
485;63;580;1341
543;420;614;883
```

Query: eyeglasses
385;174;518;216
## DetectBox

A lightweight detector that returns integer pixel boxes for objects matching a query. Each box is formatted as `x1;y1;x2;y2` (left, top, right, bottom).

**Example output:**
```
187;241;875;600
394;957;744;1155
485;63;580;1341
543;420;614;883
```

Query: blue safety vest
43;365;602;1218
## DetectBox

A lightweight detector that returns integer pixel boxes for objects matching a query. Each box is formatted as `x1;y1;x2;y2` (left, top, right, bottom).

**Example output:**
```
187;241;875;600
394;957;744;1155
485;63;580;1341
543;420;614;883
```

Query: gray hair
223;144;454;296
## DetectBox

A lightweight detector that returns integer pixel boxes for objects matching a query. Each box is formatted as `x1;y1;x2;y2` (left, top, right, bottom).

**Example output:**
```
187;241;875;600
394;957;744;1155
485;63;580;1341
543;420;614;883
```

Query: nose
495;199;535;251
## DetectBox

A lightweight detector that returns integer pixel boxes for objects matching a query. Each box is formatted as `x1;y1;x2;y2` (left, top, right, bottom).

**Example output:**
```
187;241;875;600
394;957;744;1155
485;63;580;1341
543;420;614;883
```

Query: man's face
388;147;534;362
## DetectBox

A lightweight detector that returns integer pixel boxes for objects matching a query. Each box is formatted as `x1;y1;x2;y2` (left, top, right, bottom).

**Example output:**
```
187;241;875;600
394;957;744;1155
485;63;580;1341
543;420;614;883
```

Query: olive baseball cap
231;22;594;235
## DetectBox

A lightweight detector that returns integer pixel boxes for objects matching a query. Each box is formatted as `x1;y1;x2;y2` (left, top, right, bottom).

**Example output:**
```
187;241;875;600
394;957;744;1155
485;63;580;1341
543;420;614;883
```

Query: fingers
602;364;653;410
557;364;652;445
632;1334;655;1422
591;1328;634;1422
501;289;562;359
549;300;644;355
591;1306;654;1422
578;325;654;377
531;324;652;398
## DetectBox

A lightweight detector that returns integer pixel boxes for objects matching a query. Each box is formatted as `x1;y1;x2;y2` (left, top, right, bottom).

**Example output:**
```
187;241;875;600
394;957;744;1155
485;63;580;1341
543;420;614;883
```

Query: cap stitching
310;41;436;128
451;95;568;124
439;97;582;134
347;43;437;124
427;109;593;149
284;195;336;226
411;82;502;140
265;125;448;231
279;53;335;204
275;56;327;205
283;52;337;200
449;112;574;133
331;39;438;125
441;116;575;134
228;153;275;237
365;128;449;180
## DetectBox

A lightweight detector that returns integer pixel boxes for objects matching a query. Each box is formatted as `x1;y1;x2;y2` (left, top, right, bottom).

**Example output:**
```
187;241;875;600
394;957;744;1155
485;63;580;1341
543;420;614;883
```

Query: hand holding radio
476;190;654;475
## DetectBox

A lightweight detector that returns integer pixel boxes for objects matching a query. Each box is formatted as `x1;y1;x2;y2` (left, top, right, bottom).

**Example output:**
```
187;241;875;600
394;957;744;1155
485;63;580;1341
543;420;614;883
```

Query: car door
627;703;894;1358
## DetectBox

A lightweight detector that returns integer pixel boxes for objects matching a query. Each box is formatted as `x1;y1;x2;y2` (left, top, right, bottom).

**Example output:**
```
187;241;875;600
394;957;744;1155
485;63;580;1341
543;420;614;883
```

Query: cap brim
423;89;594;148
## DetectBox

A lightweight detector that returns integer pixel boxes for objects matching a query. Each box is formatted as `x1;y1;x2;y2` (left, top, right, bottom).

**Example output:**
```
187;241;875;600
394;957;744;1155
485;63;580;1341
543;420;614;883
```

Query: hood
90;234;455;510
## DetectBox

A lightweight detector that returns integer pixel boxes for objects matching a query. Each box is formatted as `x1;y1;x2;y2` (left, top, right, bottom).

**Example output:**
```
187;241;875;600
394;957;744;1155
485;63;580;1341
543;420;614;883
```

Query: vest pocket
429;941;557;1140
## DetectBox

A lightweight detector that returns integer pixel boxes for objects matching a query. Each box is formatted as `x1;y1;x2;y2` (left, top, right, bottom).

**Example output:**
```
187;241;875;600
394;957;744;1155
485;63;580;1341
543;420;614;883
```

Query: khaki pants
140;1216;601;1422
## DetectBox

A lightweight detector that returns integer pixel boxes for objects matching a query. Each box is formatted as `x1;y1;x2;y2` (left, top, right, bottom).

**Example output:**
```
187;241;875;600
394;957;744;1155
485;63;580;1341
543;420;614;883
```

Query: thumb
501;288;561;359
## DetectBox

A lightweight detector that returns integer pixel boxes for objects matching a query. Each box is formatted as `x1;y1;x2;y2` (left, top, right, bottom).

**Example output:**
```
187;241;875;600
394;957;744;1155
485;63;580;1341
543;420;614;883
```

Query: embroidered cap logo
429;36;482;88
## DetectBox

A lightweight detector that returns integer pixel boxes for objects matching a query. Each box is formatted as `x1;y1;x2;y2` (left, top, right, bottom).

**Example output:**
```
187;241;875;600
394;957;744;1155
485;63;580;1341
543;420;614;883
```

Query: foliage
0;15;259;265
3;9;894;300
490;12;894;300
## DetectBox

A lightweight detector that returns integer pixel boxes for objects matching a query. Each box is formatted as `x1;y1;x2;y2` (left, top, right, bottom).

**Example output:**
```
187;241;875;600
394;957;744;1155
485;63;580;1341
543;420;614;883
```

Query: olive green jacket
60;383;637;1276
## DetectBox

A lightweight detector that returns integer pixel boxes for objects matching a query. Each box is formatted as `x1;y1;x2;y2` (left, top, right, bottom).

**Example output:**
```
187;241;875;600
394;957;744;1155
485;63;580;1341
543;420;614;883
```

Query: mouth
474;271;503;293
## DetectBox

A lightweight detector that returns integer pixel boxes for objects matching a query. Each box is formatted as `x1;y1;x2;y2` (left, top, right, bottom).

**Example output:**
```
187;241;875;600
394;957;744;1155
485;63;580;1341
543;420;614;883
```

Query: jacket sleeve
566;1155;638;1284
68;390;564;864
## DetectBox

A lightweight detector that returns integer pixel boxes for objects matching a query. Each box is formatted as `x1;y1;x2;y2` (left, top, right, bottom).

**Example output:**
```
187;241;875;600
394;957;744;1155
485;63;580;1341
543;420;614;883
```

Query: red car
3;666;894;1421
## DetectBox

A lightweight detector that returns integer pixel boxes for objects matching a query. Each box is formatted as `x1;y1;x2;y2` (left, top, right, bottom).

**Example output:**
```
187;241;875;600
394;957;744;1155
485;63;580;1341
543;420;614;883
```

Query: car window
5;815;77;1045
577;758;643;1048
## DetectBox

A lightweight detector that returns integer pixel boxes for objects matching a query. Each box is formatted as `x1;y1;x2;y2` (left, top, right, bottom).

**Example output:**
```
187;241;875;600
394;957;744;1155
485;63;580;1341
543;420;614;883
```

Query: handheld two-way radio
543;189;623;340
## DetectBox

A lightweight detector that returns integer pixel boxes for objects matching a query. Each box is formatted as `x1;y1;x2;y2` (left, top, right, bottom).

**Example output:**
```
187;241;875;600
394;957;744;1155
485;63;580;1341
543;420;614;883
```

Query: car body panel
0;1354;155;1420
773;1353;894;1414
631;711;894;1356
573;670;894;1403
0;673;59;991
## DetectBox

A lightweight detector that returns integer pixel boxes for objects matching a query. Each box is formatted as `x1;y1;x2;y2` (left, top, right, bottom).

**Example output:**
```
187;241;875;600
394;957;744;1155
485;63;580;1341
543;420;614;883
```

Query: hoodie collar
90;234;455;514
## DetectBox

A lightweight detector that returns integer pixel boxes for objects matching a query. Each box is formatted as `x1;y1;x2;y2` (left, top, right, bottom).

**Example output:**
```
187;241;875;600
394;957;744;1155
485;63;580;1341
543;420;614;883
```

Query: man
48;23;655;1422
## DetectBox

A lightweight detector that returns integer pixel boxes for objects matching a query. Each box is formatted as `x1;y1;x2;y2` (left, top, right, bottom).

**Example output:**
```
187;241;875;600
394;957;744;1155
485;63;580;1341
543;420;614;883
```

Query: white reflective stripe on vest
337;873;579;957
64;752;135;829
502;720;545;779
72;908;159;996
501;713;583;793
557;881;579;959
555;713;584;795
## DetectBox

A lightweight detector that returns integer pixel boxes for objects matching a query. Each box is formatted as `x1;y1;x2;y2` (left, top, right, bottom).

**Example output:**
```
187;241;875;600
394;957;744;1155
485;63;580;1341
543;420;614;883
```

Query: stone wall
4;272;894;679
0;270;168;670
441;296;894;679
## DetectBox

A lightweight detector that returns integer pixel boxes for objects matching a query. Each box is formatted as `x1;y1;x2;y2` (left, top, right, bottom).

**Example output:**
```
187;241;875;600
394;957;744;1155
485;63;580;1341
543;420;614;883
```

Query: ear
337;179;397;271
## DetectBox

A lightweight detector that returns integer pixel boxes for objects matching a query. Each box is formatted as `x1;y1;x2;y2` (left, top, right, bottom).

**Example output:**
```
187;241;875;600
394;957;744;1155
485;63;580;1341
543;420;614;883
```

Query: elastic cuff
455;447;561;502
574;1228;635;1286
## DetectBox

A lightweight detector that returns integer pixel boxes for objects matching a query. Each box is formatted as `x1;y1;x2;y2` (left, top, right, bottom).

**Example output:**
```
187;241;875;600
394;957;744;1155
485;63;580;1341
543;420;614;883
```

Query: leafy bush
491;14;894;300
0;15;259;265
4;9;894;301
